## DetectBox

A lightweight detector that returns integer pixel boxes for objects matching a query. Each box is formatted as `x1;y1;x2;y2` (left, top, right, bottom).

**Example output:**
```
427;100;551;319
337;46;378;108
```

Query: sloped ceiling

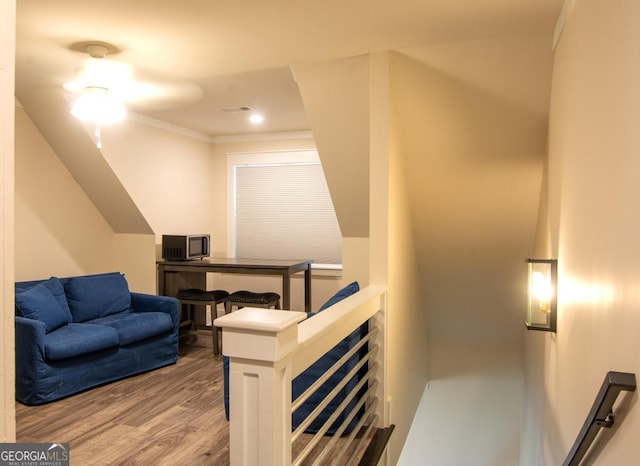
17;93;152;234
293;56;370;238
16;0;562;137
14;0;562;235
391;34;554;345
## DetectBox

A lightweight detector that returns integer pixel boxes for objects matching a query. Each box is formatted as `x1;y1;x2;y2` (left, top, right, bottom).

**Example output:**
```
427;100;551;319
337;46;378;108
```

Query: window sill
309;263;342;278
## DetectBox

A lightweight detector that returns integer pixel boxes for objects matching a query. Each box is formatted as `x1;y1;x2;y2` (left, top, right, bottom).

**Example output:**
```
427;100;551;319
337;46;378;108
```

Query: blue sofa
14;272;179;405
224;281;368;434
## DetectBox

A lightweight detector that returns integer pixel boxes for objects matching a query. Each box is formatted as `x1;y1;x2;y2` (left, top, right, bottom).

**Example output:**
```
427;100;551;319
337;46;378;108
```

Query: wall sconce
526;258;557;332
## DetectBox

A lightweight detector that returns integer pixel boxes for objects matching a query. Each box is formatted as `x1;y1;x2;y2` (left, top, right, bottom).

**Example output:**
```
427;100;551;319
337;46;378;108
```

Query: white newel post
214;308;307;466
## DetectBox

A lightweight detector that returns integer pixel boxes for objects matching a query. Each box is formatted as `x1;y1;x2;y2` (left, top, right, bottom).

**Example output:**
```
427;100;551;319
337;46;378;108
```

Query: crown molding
127;112;313;144
126;112;214;142
209;130;313;143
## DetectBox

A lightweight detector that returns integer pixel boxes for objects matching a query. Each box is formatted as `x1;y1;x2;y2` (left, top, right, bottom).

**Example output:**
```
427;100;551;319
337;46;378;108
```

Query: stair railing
563;371;636;466
216;285;389;465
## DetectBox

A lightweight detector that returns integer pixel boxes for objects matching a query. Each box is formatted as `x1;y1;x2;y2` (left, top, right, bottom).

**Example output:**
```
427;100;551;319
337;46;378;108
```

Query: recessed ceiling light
249;113;265;124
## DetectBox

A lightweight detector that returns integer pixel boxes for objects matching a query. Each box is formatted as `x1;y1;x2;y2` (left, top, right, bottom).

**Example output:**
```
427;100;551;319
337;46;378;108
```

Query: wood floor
16;342;373;465
17;344;230;465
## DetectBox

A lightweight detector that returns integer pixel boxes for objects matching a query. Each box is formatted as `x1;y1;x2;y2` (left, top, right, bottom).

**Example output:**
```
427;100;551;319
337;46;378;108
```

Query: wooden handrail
563;371;636;466
359;424;395;465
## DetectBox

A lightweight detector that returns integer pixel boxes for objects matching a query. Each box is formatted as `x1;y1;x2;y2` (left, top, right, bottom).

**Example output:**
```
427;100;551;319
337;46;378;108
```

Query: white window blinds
231;153;342;264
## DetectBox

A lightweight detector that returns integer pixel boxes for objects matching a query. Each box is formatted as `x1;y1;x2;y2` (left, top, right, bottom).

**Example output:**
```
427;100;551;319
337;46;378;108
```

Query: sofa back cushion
15;277;73;320
15;282;72;333
64;272;132;322
42;277;73;319
317;280;360;311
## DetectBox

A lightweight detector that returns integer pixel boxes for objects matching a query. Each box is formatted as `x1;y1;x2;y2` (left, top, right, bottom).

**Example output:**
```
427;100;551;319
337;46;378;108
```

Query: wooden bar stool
176;288;229;355
224;290;281;314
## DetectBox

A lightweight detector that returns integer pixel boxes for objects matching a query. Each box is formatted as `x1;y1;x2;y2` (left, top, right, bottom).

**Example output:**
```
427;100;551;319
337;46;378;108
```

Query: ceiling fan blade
123;80;204;110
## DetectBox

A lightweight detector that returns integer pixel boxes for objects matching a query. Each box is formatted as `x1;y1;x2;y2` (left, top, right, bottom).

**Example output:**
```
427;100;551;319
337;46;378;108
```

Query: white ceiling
15;0;562;138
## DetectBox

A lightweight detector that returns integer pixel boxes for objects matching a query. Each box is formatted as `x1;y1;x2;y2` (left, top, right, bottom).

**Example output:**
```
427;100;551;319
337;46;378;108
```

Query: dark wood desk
157;258;313;311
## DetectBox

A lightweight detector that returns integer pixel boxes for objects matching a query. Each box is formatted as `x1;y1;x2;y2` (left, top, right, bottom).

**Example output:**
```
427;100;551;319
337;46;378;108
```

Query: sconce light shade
526;258;557;332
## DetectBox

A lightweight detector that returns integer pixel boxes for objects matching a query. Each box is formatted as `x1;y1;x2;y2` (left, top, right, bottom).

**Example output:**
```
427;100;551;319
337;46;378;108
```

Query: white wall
522;1;640;464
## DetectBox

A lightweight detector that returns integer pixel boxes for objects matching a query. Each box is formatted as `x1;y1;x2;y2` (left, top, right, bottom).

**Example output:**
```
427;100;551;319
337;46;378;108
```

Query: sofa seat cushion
65;272;132;323
15;282;72;333
88;312;174;346
44;323;119;361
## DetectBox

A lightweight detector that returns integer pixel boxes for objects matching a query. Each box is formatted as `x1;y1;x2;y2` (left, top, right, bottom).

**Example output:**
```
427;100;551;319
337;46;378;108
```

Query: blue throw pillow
64;272;132;322
317;281;360;311
41;277;73;322
15;283;71;333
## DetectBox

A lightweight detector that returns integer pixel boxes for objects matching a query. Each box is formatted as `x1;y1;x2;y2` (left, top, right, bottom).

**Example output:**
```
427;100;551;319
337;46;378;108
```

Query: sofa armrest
15;316;47;377
130;292;180;329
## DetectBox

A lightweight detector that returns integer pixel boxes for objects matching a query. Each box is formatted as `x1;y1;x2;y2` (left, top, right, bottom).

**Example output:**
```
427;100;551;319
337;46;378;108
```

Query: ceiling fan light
70;87;126;124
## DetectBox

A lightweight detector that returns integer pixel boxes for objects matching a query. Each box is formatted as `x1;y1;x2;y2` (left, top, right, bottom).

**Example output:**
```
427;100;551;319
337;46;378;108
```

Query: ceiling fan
63;41;202;148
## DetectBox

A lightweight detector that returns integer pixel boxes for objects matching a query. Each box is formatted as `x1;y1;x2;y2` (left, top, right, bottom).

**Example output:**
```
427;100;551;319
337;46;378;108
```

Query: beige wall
522;0;640;464
292;57;370;239
1;0;15;443
293;51;430;464
14;107;119;281
292;46;549;463
392;31;550;463
15;108;156;293
100;120;219;254
114;234;156;294
383;52;431;464
208;137;343;311
18;96;153;236
209;137;317;258
17;105;341;306
342;237;369;286
7;24;560;465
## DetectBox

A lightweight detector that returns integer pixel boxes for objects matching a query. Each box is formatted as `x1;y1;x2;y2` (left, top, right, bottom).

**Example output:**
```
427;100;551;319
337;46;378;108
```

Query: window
227;150;342;265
